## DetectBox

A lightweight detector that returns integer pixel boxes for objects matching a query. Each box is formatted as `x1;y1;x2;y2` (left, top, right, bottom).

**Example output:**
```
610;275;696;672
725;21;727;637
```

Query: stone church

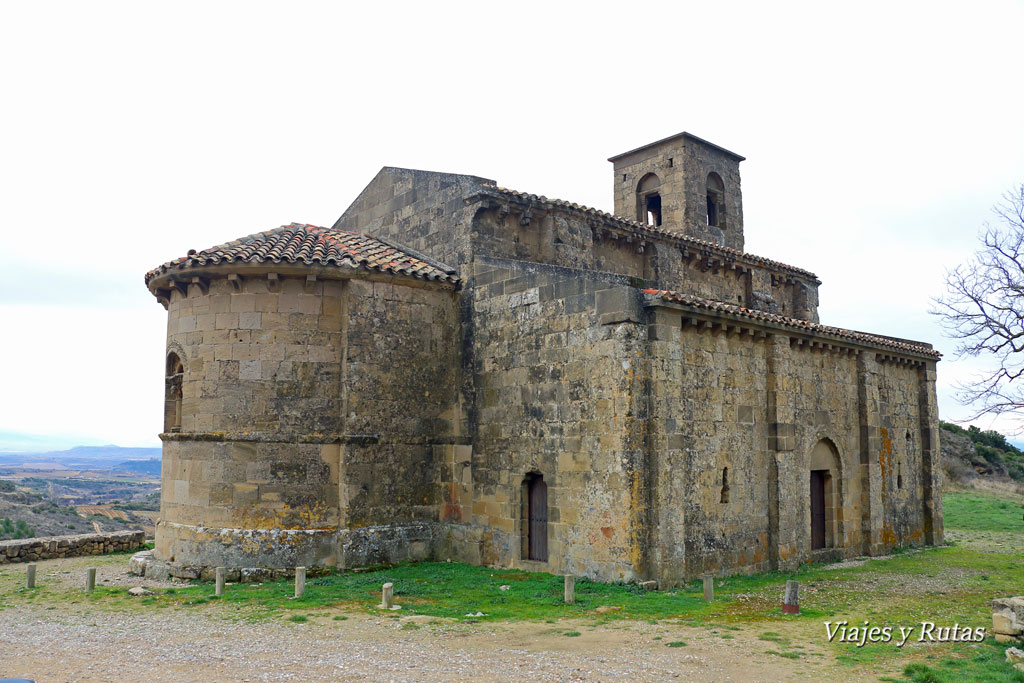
140;132;943;586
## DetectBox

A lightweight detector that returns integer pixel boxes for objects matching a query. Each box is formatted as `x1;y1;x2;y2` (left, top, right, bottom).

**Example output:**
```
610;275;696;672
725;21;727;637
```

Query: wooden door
810;470;826;550
528;477;548;561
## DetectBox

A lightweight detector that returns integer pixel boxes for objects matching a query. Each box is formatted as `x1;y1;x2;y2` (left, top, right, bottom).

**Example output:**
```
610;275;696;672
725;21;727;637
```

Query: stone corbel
227;273;243;292
519;207;533;226
267;273;281;293
190;276;209;295
304;274;318;293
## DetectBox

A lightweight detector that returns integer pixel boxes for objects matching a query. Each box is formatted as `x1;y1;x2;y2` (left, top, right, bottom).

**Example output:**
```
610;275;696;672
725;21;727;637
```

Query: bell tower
608;132;745;251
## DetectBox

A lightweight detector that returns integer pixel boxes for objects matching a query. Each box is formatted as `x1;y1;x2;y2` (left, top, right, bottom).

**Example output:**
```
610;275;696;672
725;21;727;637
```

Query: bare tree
933;184;1024;422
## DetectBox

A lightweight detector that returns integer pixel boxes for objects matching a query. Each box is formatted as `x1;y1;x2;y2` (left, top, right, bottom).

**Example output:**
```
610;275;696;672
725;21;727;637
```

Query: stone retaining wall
0;530;145;564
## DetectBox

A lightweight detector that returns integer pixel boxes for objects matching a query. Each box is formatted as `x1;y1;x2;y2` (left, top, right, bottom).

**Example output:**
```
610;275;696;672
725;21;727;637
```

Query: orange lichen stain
441;482;462;522
235;501;333;535
601;526;613;539
879;427;893;497
628;469;647;571
881;520;898;547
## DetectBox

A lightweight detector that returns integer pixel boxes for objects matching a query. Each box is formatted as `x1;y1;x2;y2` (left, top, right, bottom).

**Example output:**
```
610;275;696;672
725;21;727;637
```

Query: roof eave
608;131;746;163
145;261;460;297
645;294;939;361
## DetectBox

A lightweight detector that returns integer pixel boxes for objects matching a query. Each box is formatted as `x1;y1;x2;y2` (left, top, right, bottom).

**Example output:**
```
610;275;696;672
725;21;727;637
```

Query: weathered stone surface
993;597;1024;637
783;580;800;615
142;133;941;587
0;531;144;565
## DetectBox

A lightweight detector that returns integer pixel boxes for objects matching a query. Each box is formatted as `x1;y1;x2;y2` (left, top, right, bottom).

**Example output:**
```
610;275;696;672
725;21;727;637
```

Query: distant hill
0;445;161;470
113;459;162;475
941;421;1024;487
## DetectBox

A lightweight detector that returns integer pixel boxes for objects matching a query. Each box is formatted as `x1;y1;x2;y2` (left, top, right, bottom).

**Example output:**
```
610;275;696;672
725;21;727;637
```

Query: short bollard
379;582;394;609
215;567;225;597
26;563;36;589
294;566;306;599
783;580;800;614
87;567;96;592
703;575;714;602
564;575;575;604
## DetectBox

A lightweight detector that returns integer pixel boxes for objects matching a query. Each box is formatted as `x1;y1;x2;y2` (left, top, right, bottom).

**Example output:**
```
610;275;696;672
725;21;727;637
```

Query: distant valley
0;444;161;540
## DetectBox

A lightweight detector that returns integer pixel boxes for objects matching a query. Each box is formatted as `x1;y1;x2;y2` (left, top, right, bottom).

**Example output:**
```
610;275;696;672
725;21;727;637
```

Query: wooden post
215;567;225;597
783;580;799;614
87;567;96;592
703;575;714;602
26;563;36;589
564;575;575;604
379;582;394;609
294;566;306;599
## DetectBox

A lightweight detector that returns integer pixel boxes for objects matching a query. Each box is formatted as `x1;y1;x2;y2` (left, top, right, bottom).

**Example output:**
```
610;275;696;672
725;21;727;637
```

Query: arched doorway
521;473;548;561
809;440;840;550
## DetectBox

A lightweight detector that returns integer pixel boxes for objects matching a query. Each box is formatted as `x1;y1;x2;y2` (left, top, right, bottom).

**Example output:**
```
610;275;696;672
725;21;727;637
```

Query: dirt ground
0;555;883;683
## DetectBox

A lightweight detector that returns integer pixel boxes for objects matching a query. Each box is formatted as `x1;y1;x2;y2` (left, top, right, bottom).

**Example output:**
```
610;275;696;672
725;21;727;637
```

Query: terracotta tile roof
644;289;940;358
470;186;818;282
145;223;460;285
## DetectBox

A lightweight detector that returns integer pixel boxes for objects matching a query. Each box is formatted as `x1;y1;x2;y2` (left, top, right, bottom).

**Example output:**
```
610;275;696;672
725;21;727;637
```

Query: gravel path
0;556;864;682
0;603;853;682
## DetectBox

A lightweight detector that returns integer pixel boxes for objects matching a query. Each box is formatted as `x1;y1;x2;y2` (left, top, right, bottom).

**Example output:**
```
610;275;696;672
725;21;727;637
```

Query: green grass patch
894;642;1024;682
943;492;1024;534
0;490;1020;680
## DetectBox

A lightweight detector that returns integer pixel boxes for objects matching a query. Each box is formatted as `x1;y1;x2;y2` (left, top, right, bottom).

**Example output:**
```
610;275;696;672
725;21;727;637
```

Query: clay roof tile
643;289;939;358
145;223;460;286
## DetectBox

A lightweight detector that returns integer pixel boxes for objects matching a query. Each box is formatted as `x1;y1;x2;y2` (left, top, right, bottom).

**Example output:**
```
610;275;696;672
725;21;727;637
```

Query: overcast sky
1;1;1023;450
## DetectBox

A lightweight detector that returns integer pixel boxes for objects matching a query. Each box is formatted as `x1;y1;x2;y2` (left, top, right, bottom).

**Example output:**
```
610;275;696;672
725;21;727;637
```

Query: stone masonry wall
472;205;817;322
335;278;462;568
158;270;461;571
158;274;346;569
333;167;488;271
645;302;938;585
645;311;774;585
0;530;144;564
461;255;648;582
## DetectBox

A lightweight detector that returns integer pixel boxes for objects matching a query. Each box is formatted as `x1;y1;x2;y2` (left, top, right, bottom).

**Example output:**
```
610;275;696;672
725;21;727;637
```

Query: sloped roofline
466;185;818;283
645;289;939;359
608;131;746;163
145;223;460;290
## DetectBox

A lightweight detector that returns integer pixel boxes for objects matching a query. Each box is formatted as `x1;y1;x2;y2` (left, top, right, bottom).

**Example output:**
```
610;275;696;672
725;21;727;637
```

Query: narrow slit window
646;193;662;227
706;172;725;228
164;352;184;433
720;467;730;503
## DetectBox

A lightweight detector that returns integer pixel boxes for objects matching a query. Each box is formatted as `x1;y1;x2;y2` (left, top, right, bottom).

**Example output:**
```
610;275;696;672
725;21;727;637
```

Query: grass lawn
1;488;1022;681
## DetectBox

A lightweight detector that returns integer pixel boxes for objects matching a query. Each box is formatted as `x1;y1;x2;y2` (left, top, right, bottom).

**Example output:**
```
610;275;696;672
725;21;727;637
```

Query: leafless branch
932;184;1024;422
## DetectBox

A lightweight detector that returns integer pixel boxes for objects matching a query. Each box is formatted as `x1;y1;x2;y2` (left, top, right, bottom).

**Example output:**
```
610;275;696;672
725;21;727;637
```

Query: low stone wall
0;530;145;564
